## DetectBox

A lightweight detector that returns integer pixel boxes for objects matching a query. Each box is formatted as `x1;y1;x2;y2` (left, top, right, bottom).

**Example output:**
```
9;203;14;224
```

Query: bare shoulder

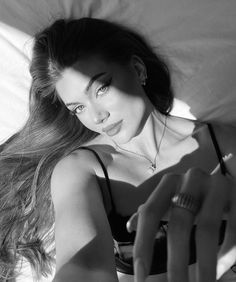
50;149;101;201
53;149;98;171
50;148;117;274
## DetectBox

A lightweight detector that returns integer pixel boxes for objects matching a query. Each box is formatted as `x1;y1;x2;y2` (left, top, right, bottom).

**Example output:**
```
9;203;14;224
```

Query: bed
0;0;236;280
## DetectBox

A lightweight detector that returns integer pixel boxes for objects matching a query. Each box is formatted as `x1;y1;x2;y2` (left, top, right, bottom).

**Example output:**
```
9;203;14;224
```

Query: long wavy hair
0;17;173;280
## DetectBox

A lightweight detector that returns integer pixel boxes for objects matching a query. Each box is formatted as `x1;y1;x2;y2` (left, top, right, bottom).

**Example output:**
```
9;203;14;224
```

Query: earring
141;74;147;86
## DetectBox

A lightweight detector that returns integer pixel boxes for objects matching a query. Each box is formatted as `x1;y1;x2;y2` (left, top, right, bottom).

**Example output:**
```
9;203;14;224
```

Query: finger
210;153;233;176
126;211;138;233
133;174;179;281
167;168;206;282
134;257;148;282
217;233;236;280
217;180;236;279
168;205;195;282
196;175;229;282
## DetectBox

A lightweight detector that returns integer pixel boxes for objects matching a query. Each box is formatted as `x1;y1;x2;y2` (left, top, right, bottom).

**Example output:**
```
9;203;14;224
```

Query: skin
56;55;153;146
52;54;236;282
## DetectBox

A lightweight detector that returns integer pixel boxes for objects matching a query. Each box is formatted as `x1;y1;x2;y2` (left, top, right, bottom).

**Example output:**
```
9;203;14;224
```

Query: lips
102;120;123;137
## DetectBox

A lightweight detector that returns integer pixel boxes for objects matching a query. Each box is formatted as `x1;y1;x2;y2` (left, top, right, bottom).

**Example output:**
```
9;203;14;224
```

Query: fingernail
134;258;146;282
126;220;133;233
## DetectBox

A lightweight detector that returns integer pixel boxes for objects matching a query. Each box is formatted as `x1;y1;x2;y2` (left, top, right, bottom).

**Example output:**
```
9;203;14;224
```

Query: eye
72;104;85;115
96;78;112;97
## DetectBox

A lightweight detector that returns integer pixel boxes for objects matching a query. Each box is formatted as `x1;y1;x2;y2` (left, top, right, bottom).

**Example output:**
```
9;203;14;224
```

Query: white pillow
136;0;236;123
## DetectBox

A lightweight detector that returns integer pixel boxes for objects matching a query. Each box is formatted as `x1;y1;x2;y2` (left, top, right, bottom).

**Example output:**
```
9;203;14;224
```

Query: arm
50;151;118;282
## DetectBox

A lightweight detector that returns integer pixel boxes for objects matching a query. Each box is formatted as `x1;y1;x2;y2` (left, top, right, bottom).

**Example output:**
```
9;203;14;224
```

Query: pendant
148;163;156;174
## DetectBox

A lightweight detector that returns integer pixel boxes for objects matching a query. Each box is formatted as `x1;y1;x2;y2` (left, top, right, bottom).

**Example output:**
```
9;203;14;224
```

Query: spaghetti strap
207;123;228;175
78;146;117;212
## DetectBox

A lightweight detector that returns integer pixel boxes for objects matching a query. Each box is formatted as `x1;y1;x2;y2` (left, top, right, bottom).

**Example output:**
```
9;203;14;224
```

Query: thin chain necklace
115;115;167;174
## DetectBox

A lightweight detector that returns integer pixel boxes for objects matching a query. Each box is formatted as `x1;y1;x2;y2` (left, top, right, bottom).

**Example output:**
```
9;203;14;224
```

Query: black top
80;123;228;275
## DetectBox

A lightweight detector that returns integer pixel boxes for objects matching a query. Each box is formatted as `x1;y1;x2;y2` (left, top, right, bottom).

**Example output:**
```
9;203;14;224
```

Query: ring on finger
171;192;200;215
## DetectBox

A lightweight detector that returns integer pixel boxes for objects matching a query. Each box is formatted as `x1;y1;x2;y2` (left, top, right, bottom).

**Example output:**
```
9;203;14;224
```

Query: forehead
56;55;130;103
71;55;113;76
56;55;111;101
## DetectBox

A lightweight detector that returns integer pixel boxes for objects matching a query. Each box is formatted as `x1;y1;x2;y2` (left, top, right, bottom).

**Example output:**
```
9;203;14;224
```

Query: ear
131;55;147;85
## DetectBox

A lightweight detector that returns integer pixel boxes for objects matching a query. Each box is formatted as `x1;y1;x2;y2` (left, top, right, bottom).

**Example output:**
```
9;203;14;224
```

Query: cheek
113;89;147;116
118;71;141;97
113;73;147;111
76;114;98;132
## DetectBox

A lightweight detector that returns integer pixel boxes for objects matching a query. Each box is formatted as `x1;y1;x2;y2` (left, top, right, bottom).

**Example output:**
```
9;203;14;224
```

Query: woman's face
56;55;154;144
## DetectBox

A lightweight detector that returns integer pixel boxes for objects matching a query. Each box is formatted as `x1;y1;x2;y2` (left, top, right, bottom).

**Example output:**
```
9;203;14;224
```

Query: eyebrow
65;72;107;108
85;72;107;92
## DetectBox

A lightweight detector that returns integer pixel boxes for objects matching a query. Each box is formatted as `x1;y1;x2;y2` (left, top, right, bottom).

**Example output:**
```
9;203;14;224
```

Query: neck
114;110;167;162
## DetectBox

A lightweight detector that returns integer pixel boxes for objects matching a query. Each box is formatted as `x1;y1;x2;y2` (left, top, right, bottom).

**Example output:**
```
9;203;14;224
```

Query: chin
112;128;138;145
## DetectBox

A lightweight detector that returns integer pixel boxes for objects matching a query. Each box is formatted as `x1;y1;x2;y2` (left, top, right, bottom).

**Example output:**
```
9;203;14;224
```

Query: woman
0;18;235;282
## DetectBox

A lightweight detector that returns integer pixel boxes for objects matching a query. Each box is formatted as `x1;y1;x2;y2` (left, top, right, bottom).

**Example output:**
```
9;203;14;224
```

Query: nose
91;108;110;124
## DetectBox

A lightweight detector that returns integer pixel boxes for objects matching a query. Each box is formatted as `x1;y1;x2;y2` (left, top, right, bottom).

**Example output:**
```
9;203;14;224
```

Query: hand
127;167;236;282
